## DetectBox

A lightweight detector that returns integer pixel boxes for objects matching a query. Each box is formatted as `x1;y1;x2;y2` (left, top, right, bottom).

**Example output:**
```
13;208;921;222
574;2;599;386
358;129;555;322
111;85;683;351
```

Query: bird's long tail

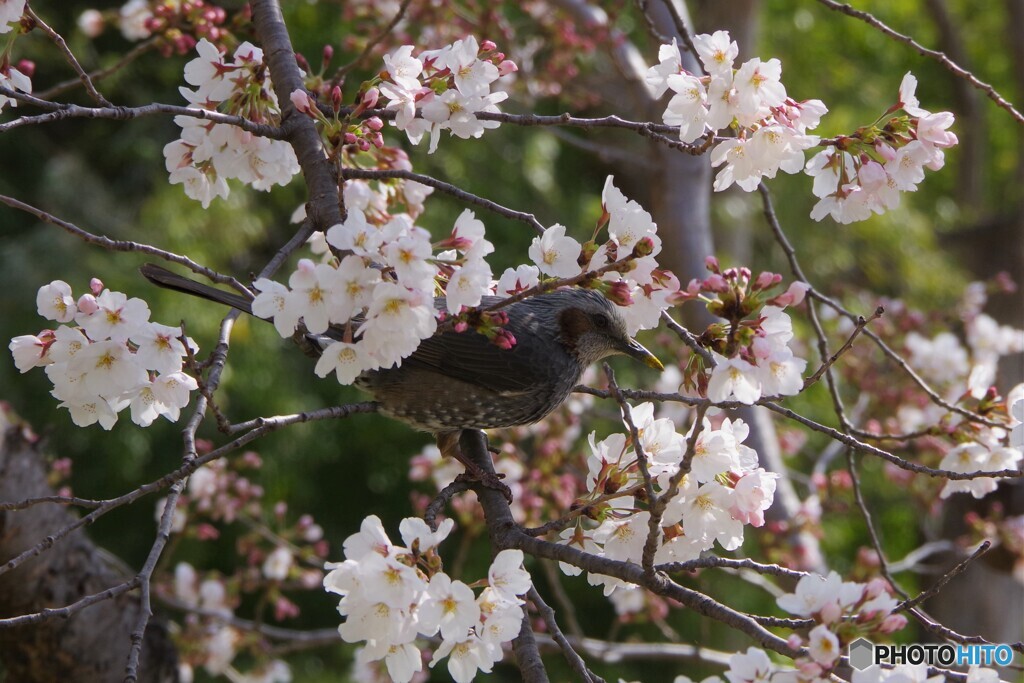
139;263;255;315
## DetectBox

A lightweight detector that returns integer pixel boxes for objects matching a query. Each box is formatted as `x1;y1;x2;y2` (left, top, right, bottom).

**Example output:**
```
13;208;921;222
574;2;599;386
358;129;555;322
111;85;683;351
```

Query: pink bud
494;330;516;349
361;87;379;109
819;600;842;625
296;258;316;275
290;89;313;114
15;59;35;78
294;53;310;72
702;274;728;293
343;132;358;144
480;39;497;52
879;614;908;633
498;59;518;76
771;281;810;307
77;294;98;315
89;278;104;295
454;320;469;333
631;236;655;258
704;255;720;273
864;577;889;599
331;85;342;110
787;634;804;649
605;280;634;306
357;138;370;152
322;44;334;66
371;132;384;148
196;523;220;540
274;500;287;518
364;116;383;131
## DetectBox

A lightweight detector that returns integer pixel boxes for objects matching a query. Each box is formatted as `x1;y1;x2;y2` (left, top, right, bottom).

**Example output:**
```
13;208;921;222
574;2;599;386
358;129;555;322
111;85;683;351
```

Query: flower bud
290;89;313;114
604;280;634;306
704;255;720;273
331;85;342;111
77;9;105;38
879;614;908;634
364;115;383;131
702;274;728;293
361;87;379;109
493;329;516;349
498;60;518;76
631;236;655;258
753;271;781;291
770;281;810;307
322;44;334;66
480;39;497;52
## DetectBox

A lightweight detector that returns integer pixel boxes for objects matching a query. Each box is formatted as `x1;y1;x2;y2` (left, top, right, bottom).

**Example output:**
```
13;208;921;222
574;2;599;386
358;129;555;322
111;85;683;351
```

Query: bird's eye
593;313;610;330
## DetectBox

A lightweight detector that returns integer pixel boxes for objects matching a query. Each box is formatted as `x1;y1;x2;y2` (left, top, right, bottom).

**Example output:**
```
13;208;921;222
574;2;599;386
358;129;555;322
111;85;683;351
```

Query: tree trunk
0;415;179;683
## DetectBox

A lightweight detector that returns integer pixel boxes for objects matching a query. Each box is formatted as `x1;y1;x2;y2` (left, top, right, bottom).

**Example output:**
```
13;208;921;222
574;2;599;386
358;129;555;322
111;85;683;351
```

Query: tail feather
139;263;254;315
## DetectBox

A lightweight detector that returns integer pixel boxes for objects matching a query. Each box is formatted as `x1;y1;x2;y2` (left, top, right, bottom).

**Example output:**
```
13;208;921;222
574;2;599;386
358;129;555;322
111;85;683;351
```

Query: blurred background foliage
0;0;1021;680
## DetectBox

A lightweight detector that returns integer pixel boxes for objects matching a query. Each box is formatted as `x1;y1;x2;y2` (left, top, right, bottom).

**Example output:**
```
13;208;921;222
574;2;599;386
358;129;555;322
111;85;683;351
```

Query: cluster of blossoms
250;175;674;385
378;36;517;154
566;177;682;335
672;573;915;683
702;573;989;683
0;0;32;113
77;0;231;54
646;33;957;224
257;206;496;384
323;516;532;683
9;279;199;429
805;73;958;224
154;449;329;683
934;385;1023;499
880;284;1024;499
678;258;811;404
559;404;779;595
646;31;825;192
164;38;300;208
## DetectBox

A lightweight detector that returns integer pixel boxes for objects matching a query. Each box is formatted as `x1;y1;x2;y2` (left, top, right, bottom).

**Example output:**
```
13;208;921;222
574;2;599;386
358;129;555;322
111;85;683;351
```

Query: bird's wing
402;327;550;394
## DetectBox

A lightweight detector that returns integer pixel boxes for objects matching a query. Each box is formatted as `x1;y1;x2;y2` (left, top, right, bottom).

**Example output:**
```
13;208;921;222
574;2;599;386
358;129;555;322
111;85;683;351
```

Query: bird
140;263;663;488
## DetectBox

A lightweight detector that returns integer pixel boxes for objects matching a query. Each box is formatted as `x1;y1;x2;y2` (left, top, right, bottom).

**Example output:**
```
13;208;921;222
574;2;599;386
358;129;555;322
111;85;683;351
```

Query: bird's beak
623;338;664;371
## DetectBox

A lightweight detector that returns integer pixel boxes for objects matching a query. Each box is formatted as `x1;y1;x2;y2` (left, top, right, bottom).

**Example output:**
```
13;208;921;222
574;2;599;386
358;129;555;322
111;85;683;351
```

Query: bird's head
553;289;664;371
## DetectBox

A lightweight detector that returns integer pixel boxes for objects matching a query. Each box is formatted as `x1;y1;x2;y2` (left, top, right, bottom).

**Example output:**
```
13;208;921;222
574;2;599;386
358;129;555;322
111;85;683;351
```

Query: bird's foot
455;468;512;504
437;431;513;504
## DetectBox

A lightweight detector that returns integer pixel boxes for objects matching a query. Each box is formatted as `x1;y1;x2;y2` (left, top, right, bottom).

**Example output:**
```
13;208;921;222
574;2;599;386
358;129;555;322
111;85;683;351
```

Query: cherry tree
1;1;1022;682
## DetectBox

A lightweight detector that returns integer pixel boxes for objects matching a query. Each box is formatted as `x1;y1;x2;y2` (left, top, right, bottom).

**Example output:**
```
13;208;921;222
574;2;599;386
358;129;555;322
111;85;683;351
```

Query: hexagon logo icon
848;638;874;671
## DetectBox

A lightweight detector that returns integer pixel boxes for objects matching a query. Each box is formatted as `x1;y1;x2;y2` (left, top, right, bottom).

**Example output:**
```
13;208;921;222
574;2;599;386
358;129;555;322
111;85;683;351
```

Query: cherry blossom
528;224;583;278
0;0;25;32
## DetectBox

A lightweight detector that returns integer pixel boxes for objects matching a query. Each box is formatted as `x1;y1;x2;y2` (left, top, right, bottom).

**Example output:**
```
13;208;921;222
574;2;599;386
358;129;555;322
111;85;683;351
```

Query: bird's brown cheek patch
558;307;592;347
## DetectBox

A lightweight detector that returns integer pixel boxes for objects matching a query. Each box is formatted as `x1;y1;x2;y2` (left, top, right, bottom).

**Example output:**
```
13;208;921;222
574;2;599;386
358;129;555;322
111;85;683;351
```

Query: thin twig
898;541;990;612
27;9;111;106
0;194;252;295
334;0;415;79
529;587;603;683
802;307;883;389
35;39;158;101
756;183;1002;430
815;0;1023;125
604;365;660;576
0;86;285;137
341;167;546;233
845;448;909;599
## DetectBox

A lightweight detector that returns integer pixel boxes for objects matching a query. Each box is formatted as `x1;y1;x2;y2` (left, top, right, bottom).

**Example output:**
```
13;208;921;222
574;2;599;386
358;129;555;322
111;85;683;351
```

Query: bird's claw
455;469;512;503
